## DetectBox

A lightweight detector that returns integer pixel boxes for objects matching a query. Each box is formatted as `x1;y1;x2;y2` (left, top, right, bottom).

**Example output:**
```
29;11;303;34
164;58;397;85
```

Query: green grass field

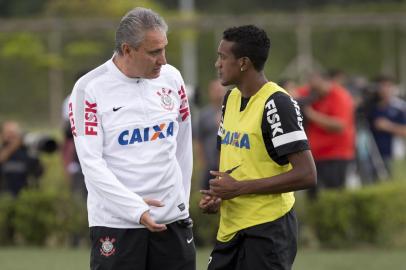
0;247;404;270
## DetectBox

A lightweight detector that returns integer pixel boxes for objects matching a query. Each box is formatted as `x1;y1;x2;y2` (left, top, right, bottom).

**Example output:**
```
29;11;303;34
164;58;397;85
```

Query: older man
69;7;194;270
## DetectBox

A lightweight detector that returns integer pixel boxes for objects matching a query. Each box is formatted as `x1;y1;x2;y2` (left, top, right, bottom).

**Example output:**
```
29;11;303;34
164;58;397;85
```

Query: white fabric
271;130;308;147
69;58;193;228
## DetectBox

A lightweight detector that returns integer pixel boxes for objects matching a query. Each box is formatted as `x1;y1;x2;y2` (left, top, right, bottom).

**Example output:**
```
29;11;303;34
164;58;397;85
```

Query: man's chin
149;70;161;79
219;78;230;86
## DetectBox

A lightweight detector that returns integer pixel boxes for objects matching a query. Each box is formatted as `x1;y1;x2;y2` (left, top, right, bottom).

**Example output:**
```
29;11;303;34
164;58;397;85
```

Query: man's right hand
199;193;221;214
140;199;167;232
0;137;22;162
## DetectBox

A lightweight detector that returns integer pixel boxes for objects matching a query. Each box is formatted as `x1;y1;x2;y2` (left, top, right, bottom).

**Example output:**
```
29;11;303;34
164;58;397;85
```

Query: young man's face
127;29;168;79
378;80;395;101
215;40;241;86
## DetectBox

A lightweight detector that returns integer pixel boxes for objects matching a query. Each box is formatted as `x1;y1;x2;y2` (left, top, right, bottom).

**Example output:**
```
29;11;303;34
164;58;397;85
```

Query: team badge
156;88;174;111
99;236;116;257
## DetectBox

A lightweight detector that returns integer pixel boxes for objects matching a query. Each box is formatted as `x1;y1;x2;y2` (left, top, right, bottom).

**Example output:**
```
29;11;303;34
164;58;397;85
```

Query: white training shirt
68;58;193;228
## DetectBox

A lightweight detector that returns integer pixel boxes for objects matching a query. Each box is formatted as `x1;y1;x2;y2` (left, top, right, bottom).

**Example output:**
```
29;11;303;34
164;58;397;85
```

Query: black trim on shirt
217;90;232;151
261;92;309;165
240;97;250;111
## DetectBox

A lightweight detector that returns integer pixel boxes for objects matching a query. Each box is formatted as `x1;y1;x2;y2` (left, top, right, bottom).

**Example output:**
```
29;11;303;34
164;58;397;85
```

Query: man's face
309;74;330;96
378;80;395;101
127;30;168;79
215;40;240;86
1;122;21;144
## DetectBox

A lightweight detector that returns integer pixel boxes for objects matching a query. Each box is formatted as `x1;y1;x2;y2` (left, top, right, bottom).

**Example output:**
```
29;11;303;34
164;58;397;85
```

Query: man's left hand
204;171;243;200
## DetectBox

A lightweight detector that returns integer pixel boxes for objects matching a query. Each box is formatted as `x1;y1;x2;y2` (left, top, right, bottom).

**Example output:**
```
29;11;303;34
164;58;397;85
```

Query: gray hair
115;7;168;55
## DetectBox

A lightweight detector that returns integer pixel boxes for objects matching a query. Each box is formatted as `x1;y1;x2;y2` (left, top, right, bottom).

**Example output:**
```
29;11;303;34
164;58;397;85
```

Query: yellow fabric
217;82;295;242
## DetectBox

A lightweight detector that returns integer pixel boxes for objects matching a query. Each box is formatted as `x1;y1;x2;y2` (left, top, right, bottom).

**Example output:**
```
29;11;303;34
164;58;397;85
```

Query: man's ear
121;43;133;56
239;57;251;72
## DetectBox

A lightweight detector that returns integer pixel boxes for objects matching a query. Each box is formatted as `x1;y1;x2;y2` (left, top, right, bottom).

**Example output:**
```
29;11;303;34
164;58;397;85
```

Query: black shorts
90;218;196;270
208;210;297;270
316;159;350;188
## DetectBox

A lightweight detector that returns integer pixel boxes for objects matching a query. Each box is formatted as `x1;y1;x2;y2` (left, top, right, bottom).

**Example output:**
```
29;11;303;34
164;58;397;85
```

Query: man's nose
158;51;167;65
215;59;220;69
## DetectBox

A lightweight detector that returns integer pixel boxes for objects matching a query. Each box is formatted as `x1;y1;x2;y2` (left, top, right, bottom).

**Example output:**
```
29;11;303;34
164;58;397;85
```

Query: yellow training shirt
217;82;303;242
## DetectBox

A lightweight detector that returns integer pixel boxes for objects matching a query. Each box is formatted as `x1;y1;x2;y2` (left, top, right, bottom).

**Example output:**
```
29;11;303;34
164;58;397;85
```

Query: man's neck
237;71;268;98
113;54;139;78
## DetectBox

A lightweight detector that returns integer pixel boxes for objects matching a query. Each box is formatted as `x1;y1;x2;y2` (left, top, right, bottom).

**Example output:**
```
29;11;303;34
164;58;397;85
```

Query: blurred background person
278;78;298;98
0;121;43;197
327;68;347;87
344;75;380;185
297;72;355;199
195;79;227;189
367;75;406;176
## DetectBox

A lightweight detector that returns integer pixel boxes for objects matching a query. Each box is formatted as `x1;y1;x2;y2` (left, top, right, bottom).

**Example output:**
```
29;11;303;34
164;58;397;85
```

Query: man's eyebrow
148;48;164;54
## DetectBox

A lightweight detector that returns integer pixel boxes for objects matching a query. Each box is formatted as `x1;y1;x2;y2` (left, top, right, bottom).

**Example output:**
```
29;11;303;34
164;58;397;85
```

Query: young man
69;8;195;270
200;25;317;270
368;75;406;174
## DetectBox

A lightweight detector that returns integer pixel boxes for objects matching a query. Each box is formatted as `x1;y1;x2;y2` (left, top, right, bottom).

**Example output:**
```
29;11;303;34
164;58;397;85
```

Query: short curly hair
223;25;270;71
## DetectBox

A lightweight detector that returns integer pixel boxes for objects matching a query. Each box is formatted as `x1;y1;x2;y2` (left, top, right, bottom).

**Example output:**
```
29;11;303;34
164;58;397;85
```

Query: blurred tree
0;0;405;17
0;33;52;122
45;0;163;17
0;0;163;18
0;33;62;68
0;0;48;17
156;0;406;13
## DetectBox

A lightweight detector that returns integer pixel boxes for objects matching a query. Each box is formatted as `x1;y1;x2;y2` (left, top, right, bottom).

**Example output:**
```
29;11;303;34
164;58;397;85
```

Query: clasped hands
199;170;242;214
140;170;242;230
140;199;167;232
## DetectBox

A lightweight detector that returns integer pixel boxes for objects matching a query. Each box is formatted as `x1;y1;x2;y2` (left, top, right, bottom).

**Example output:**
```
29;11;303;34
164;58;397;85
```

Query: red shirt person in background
297;72;355;199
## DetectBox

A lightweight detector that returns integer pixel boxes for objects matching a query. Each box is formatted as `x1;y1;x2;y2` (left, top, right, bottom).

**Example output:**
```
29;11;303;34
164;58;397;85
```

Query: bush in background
306;182;406;248
13;189;58;245
1;160;405;249
0;193;15;245
0;188;87;246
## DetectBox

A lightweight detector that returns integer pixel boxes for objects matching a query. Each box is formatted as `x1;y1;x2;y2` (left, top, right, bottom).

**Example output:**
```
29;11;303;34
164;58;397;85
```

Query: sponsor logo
221;129;250;149
99;236;116;257
177;203;185;212
85;101;98;136
112;106;123;112
187;237;193;244
178;85;190;121
265;99;283;137
68;102;76;137
208;256;213;265
118;122;174;145
156;88;174;111
217;107;225;137
290;97;304;130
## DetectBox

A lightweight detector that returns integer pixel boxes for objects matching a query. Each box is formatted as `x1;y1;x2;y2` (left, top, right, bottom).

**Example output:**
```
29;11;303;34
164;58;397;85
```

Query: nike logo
225;165;241;174
113;106;123;112
186;237;193;244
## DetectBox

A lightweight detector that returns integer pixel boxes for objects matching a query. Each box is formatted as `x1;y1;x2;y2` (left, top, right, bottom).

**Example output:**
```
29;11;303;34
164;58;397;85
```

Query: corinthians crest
99;236;116;257
156;88;174;111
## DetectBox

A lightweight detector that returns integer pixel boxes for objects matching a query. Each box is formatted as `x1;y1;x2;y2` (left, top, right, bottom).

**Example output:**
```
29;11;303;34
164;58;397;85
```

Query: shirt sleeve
262;92;309;157
69;82;149;224
175;79;193;206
